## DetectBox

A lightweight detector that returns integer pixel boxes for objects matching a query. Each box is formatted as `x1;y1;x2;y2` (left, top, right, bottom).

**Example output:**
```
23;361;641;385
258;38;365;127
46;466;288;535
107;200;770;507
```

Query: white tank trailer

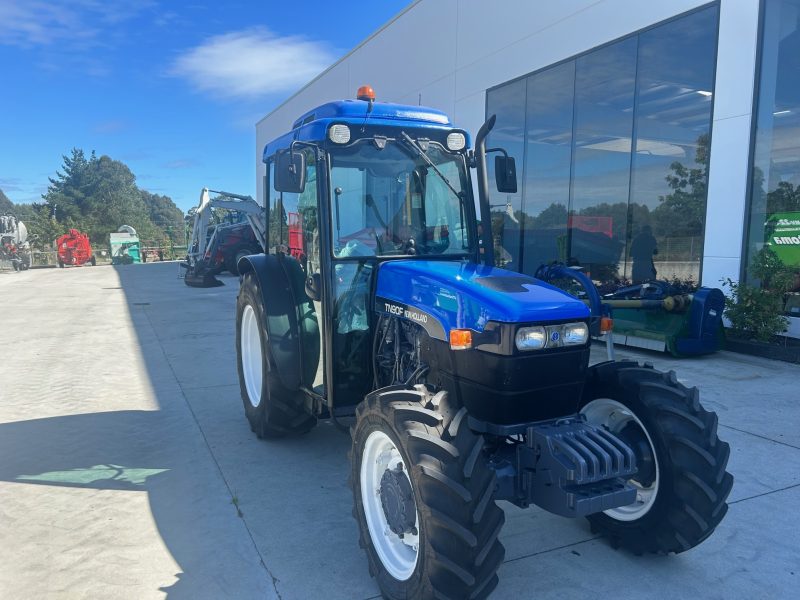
0;214;33;271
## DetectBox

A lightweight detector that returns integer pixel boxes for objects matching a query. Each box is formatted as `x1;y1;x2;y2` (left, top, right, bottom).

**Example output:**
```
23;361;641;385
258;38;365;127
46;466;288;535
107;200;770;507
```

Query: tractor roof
263;100;456;162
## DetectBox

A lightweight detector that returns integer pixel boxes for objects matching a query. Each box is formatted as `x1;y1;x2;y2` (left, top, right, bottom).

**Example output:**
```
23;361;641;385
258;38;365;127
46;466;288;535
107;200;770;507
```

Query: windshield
329;139;473;258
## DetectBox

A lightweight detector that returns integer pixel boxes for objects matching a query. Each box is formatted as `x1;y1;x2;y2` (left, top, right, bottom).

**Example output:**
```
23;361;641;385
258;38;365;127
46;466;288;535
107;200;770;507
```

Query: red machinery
287;212;305;261
56;229;96;267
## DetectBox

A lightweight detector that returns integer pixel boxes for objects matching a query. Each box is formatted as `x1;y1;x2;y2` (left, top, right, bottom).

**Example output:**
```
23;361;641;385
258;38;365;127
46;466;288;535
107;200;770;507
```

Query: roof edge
255;0;423;128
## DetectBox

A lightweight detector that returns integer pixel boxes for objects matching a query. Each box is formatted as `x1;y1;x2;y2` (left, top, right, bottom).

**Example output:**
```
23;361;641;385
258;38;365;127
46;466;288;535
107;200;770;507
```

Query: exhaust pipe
474;114;496;266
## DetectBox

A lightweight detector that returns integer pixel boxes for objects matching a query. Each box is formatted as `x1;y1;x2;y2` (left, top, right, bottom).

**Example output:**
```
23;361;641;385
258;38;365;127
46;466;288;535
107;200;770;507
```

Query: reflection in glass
328;141;473;258
486;6;719;289
487;78;526;269
520;62;574;275
332;261;374;406
629;6;718;285
570;38;636;283
745;0;800;294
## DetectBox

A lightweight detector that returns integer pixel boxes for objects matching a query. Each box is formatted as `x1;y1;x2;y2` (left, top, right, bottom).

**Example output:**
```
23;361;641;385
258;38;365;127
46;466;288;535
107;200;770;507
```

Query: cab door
267;149;326;397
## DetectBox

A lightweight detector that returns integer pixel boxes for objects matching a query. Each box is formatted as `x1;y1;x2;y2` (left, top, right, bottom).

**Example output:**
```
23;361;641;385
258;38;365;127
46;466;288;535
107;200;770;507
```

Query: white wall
256;0;759;292
702;0;761;288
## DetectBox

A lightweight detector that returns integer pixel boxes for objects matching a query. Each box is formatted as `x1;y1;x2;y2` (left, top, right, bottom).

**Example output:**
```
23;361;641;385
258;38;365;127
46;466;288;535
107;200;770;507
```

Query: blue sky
0;0;410;211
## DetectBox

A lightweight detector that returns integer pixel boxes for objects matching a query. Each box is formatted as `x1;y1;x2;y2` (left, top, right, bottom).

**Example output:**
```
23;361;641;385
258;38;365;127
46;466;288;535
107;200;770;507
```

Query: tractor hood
375;260;589;340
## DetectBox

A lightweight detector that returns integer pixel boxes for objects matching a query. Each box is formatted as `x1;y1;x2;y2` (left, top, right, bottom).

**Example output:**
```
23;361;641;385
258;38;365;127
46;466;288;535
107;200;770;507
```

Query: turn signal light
600;316;614;333
357;85;376;101
449;329;472;350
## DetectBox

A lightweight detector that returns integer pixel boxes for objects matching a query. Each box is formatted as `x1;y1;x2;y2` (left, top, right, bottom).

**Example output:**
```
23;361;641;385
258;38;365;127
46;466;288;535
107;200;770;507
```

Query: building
256;0;800;336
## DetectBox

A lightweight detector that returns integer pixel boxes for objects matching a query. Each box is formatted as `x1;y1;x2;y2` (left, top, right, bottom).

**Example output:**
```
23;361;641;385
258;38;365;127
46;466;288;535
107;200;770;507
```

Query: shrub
722;278;788;342
722;248;793;342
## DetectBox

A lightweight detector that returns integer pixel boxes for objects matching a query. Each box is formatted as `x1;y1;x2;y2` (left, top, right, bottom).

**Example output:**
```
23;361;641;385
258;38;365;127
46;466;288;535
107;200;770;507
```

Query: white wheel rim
240;304;263;408
360;430;419;581
581;398;660;521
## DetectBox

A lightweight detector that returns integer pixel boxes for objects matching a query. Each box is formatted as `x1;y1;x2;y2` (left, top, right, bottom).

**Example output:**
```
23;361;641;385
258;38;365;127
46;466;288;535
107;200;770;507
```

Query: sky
0;0;411;211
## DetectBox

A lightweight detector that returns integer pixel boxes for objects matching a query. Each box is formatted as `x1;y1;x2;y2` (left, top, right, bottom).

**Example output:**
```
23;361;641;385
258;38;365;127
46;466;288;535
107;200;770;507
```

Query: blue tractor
235;87;732;599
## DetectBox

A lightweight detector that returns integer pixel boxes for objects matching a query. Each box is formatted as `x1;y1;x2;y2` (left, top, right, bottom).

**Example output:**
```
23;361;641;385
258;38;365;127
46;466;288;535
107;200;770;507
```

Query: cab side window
269;150;319;275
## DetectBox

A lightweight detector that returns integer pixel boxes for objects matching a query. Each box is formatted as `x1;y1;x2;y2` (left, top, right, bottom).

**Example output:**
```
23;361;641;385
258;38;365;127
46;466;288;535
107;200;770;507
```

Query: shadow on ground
3;262;799;599
96;263;376;599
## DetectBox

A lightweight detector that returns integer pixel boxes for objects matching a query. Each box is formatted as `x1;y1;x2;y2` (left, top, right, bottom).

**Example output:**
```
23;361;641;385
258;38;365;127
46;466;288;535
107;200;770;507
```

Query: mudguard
238;253;320;391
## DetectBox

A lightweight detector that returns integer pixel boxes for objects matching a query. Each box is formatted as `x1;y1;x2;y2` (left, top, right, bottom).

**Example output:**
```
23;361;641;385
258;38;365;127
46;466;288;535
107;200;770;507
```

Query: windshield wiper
399;132;463;201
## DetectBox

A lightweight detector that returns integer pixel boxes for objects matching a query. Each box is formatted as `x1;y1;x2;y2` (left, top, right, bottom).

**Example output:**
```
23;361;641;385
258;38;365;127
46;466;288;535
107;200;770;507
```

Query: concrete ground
0;262;798;599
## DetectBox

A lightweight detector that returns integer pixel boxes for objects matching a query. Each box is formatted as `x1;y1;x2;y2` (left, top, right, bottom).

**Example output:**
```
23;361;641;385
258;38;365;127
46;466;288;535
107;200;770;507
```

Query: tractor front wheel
580;361;733;554
235;272;316;438
350;386;505;600
227;246;257;276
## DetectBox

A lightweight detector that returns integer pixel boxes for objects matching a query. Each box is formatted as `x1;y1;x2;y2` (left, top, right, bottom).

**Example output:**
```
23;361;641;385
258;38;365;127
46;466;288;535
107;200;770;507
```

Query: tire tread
350;386;504;600
583;360;732;555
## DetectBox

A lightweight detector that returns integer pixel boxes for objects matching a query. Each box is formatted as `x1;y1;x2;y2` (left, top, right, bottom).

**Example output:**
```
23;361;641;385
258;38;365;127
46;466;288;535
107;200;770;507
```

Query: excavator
181;188;266;287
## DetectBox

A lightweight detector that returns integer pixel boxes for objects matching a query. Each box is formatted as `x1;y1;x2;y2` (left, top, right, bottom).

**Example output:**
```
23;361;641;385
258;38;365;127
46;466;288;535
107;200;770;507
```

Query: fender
238;253;320;391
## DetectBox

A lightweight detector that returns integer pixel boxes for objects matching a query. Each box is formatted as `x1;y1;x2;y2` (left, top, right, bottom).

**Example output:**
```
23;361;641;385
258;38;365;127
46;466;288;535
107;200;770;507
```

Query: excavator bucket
181;263;225;288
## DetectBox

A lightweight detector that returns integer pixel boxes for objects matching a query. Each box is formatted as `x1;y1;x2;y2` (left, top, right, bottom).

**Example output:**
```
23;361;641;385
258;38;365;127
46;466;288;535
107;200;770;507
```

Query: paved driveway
0;262;798;599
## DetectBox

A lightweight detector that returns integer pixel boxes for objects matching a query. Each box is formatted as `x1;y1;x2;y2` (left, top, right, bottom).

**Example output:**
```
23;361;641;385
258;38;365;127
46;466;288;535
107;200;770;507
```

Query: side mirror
305;272;321;302
494;155;517;194
274;150;306;193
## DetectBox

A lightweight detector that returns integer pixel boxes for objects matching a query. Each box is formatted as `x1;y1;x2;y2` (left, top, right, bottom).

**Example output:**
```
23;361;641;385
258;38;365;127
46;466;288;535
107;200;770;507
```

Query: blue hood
375;260;589;340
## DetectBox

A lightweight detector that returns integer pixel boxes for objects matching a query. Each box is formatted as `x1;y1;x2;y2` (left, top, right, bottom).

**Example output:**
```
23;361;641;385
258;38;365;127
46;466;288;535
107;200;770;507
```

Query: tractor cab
234;88;731;600
248;86;590;419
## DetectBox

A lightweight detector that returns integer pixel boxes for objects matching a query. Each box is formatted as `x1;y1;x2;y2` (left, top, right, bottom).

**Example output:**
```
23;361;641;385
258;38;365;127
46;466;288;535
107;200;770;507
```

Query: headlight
563;323;589;345
515;326;546;350
446;131;466;151
516;322;588;351
328;124;351;144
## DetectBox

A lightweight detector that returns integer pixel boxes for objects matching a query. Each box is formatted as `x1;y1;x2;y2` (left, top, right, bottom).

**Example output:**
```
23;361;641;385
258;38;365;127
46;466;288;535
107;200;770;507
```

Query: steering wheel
403;237;417;255
338;238;375;258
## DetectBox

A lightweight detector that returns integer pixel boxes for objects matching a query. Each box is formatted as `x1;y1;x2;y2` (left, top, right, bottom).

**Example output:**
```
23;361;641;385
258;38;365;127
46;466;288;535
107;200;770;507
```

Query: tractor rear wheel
235;272;316;438
580;361;733;554
350;386;505;600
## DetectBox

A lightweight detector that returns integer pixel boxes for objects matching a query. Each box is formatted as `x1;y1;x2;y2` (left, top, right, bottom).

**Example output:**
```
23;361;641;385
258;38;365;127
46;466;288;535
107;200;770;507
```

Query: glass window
329;141;472;258
486;6;719;289
570;38;636;284
487;78;526;269
269;150;320;274
745;0;800;298
520;61;575;276
629;5;718;285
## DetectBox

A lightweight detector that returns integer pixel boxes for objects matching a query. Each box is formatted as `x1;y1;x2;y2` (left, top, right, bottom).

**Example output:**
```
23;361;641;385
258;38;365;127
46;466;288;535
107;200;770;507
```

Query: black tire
227;246;257;276
58;259;64;268
90;255;97;266
235;272;316;438
580;361;733;555
350;386;505;600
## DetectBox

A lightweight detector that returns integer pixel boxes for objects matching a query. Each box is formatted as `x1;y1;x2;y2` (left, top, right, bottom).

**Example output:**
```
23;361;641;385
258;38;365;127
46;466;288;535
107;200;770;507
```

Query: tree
531;203;568;229
766;181;800;214
0;188;14;214
652;133;709;239
42;148;95;225
36;148;184;246
141;191;184;244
